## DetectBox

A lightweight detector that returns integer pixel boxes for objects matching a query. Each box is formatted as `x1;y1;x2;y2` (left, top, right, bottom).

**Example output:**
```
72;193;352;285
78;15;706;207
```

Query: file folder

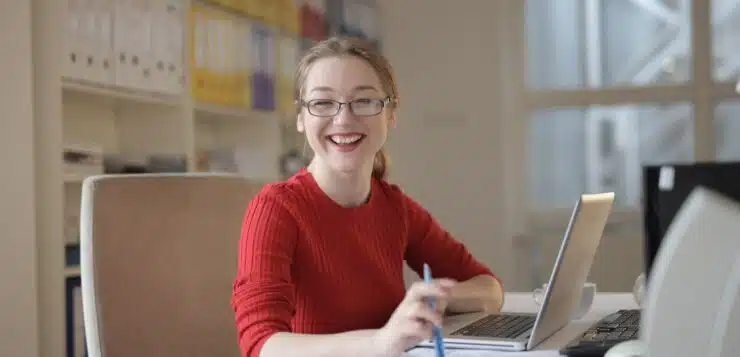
190;3;212;103
65;277;86;357
244;0;265;20
113;0;155;91
235;17;253;108
277;0;301;34
150;0;185;95
86;0;115;85
277;35;299;114
64;0;87;80
339;0;364;39
215;0;240;12
251;22;276;111
218;11;239;107
300;0;328;42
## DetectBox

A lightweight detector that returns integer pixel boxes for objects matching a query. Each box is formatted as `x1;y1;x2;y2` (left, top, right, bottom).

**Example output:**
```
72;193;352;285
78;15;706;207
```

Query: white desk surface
502;292;639;351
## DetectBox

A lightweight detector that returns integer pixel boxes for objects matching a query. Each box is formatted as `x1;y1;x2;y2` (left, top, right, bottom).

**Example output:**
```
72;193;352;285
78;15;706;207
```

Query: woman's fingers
403;319;433;340
406;300;443;327
406;279;455;302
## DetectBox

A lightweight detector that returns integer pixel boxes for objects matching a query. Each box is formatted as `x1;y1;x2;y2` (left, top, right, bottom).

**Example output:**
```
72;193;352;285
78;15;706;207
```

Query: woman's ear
296;116;305;133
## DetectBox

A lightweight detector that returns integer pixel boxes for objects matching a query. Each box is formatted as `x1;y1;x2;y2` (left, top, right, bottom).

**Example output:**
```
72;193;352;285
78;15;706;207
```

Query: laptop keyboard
565;309;640;348
451;314;536;339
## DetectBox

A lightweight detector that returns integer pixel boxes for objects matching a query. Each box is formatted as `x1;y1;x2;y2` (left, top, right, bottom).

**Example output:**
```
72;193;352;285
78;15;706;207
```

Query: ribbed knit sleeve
231;187;298;357
402;193;500;285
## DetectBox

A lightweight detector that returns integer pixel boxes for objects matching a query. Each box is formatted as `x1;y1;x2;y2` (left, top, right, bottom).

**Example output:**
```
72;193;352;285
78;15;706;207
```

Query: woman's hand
371;279;456;357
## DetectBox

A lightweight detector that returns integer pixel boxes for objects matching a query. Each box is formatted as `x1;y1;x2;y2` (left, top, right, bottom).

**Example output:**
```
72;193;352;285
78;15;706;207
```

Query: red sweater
231;169;497;357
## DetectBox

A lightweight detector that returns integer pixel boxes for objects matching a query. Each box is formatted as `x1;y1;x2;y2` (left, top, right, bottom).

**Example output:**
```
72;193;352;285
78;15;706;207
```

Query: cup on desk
532;282;597;320
633;273;646;307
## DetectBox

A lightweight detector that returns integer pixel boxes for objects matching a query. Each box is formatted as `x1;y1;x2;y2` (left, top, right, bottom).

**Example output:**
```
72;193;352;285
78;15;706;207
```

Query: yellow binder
278;0;300;34
189;2;212;104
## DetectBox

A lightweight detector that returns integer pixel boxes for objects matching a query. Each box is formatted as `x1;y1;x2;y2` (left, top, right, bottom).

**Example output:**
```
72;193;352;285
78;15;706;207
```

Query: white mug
633;273;646;307
532;282;597;320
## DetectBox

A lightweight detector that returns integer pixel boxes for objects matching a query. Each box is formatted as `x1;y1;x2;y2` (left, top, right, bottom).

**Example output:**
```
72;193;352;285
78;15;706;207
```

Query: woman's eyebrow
309;86;334;93
352;85;378;92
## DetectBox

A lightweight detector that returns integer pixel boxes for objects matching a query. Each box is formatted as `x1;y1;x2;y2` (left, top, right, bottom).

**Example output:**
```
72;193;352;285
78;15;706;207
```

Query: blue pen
423;263;446;357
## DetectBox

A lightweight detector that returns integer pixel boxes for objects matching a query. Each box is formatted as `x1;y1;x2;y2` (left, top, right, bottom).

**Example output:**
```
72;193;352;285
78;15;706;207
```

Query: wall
0;1;40;356
379;0;518;287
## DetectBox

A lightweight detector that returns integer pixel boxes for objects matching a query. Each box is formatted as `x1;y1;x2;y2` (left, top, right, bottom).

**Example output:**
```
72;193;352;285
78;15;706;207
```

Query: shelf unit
53;0;382;357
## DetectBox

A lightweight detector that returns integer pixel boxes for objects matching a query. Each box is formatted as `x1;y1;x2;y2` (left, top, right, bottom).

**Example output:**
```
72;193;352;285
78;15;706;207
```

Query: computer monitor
642;161;740;281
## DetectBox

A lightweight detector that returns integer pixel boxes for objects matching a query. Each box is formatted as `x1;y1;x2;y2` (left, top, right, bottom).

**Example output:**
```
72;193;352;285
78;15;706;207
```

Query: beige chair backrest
79;174;263;357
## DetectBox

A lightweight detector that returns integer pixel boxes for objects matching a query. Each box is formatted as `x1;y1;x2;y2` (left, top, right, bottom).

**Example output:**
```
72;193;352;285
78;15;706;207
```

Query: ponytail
372;148;389;180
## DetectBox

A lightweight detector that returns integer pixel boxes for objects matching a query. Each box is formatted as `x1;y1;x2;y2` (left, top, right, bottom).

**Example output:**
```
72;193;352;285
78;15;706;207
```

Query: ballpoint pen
423;263;446;357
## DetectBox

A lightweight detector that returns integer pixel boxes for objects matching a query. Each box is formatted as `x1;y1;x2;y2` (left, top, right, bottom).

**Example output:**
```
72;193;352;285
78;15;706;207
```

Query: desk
502;292;639;350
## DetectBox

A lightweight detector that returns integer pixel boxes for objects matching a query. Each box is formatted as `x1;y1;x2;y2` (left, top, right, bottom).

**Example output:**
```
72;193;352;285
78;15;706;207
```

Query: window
526;0;691;90
530;103;694;208
715;101;740;161
521;0;740;214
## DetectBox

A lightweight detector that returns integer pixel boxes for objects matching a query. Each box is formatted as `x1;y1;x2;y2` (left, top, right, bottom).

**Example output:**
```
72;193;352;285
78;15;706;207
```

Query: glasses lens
308;100;339;116
351;99;383;116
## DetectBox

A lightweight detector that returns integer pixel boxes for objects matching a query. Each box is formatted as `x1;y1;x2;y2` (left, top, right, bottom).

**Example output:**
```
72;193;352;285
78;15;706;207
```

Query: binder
215;0;240;12
149;0;185;95
225;12;242;107
339;0;365;39
78;0;115;85
64;0;87;80
244;0;265;19
300;0;327;42
234;17;253;108
65;277;86;357
277;35;298;114
113;0;155;91
260;0;280;26
357;1;379;43
206;8;225;106
189;3;212;103
277;0;300;34
251;22;276;111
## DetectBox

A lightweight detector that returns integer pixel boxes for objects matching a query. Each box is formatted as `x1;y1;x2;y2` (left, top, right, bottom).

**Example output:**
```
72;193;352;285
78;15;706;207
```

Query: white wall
379;0;521;288
0;1;40;356
379;0;645;292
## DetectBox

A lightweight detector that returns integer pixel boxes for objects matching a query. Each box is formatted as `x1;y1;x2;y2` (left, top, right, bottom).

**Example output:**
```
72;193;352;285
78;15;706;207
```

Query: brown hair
294;36;399;180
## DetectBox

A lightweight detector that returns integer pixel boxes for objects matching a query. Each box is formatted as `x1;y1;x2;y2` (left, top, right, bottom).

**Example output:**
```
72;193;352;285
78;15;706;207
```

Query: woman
231;36;504;357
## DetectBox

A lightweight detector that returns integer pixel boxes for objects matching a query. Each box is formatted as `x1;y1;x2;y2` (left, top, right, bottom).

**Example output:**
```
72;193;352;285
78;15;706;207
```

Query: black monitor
642;161;740;282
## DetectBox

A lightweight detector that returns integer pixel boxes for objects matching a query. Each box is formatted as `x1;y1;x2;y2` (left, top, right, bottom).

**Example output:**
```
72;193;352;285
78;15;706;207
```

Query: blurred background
2;0;739;356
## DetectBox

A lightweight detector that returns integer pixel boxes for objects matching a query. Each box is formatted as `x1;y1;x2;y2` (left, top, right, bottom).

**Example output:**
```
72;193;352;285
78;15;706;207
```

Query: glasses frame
298;97;392;118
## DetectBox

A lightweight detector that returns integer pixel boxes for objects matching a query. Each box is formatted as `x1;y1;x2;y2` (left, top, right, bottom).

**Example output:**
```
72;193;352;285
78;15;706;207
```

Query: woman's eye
354;99;373;105
312;100;335;107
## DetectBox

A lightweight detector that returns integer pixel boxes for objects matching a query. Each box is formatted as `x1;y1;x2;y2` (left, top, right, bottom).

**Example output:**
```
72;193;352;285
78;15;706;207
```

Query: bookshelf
50;0;382;357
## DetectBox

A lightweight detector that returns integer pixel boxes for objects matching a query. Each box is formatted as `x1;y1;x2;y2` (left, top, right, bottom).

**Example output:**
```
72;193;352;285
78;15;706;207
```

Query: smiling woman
231;36;504;357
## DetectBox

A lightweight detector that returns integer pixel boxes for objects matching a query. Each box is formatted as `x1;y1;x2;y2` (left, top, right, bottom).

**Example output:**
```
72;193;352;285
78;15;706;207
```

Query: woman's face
297;55;394;176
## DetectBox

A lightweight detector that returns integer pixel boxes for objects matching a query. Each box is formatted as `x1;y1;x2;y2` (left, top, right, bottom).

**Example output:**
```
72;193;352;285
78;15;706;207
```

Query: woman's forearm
447;274;504;314
259;330;385;357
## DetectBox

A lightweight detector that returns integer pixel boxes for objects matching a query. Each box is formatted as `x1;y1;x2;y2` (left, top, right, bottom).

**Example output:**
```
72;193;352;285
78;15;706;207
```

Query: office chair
606;187;740;357
79;173;263;357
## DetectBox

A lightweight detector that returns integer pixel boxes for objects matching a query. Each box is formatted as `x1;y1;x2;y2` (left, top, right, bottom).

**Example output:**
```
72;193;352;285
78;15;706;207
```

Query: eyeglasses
300;97;391;117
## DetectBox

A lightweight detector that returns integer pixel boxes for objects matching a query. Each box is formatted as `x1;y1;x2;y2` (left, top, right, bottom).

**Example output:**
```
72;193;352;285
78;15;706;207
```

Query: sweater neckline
297;168;378;211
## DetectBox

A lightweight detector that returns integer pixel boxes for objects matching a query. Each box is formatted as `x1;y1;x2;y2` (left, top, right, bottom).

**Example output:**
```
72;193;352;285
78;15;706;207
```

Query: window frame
501;0;739;233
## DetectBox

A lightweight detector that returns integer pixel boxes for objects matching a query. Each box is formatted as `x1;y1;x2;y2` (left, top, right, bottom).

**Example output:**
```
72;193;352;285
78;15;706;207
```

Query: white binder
150;0;185;95
89;0;115;85
279;36;297;83
64;0;86;81
113;0;154;91
234;17;253;107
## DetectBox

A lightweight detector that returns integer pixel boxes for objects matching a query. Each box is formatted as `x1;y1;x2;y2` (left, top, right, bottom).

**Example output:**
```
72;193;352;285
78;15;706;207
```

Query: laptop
416;192;615;352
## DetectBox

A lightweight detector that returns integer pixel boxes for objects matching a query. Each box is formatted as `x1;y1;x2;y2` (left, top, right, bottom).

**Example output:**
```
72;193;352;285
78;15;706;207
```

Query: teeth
330;135;362;144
